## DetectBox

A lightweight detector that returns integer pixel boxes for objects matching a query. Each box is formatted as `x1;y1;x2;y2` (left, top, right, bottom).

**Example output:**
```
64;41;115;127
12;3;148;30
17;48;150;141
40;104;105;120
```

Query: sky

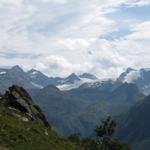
0;0;150;78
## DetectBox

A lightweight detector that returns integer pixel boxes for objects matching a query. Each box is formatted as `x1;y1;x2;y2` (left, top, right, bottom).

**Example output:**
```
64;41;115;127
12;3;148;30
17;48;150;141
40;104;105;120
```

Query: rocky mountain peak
126;67;135;73
28;69;40;74
79;73;98;80
117;67;136;83
65;73;80;84
67;73;79;79
1;85;50;128
11;65;24;72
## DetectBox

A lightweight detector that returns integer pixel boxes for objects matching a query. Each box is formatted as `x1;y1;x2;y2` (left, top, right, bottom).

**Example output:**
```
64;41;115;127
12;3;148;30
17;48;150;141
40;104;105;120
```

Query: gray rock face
79;73;98;80
1;85;50;128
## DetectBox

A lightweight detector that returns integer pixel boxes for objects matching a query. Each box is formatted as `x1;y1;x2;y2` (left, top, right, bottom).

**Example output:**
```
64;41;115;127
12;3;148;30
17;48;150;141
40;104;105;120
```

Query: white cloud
0;0;150;78
0;0;24;6
40;0;67;4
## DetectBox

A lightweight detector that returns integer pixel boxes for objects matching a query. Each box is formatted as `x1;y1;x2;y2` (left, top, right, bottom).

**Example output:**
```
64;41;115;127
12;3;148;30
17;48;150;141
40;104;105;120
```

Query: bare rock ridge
0;85;50;128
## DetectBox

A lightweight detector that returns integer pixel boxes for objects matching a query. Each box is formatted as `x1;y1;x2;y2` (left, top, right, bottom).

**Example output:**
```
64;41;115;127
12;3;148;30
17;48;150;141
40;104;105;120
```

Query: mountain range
0;65;98;93
0;66;150;149
1;66;150;94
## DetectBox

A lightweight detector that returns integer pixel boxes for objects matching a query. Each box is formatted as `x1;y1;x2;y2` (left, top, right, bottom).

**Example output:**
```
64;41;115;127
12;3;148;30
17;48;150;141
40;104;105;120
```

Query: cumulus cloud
0;0;150;78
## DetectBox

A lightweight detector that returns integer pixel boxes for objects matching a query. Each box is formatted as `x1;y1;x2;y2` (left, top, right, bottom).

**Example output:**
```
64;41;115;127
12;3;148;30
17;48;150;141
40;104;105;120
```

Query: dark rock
2;85;51;128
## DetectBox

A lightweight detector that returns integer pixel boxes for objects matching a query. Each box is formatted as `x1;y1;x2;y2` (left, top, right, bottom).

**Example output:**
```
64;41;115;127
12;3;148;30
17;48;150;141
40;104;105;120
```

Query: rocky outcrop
0;85;50;128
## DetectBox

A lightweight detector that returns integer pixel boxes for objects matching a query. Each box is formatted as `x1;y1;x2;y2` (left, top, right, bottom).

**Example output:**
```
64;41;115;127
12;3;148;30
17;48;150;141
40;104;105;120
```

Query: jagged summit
10;65;24;73
65;73;80;84
11;65;22;70
79;73;98;80
1;85;50;128
67;73;79;80
28;68;41;74
126;67;135;72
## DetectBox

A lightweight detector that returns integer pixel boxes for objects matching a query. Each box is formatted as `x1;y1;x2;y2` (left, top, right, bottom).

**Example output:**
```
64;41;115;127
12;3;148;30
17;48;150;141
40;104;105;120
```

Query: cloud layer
0;0;150;78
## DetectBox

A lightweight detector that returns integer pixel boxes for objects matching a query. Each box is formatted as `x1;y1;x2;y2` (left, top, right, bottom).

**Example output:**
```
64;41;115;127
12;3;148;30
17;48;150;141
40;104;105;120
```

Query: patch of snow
29;71;39;78
57;80;83;91
142;84;150;95
82;81;103;88
123;70;141;83
31;82;43;89
80;78;115;89
0;71;6;75
57;78;103;91
31;71;38;75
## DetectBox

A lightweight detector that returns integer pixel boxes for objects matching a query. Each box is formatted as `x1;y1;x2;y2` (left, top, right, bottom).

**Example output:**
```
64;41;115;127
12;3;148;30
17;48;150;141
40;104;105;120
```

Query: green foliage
105;140;130;150
0;106;80;150
68;117;130;150
95;117;130;150
81;138;97;150
95;116;116;138
68;133;81;145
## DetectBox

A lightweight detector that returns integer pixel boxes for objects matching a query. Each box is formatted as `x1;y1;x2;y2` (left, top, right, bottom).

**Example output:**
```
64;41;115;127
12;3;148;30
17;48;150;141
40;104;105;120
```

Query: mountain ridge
115;95;150;150
0;85;80;150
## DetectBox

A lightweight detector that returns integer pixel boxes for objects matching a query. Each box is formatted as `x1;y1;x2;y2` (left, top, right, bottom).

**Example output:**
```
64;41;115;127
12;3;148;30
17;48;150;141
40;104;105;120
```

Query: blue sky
0;0;150;78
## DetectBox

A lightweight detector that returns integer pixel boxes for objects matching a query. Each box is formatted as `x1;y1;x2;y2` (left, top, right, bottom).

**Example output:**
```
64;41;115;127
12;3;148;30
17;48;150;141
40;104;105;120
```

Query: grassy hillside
0;106;80;150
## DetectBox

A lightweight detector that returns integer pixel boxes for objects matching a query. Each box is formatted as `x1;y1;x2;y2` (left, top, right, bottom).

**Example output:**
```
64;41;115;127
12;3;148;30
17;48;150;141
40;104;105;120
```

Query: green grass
0;106;81;150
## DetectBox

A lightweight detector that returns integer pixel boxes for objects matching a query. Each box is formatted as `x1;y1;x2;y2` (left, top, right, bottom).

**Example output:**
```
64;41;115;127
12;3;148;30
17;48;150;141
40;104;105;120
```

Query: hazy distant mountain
79;73;98;80
0;66;99;92
117;67;136;83
0;66;38;92
62;73;81;84
56;73;98;91
27;69;50;87
117;68;150;95
32;84;101;136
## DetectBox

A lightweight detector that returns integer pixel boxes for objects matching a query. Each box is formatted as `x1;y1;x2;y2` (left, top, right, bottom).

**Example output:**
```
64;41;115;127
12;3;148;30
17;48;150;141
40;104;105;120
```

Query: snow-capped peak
57;73;99;91
123;70;141;83
27;69;41;78
31;71;39;75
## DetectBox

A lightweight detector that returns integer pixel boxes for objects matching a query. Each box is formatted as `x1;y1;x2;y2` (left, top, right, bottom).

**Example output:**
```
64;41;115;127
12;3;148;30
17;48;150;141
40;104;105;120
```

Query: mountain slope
0;85;80;150
0;66;39;93
116;95;150;150
33;85;108;137
27;69;50;87
31;82;144;137
117;68;150;95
